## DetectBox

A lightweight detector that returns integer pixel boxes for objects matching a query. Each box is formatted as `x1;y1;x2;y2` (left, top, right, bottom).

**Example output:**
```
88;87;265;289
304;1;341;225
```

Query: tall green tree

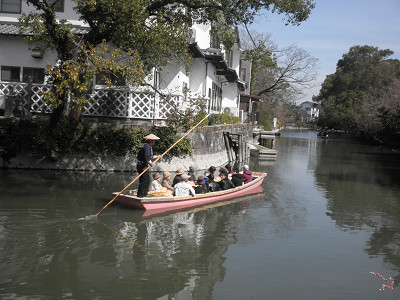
315;45;400;147
20;0;315;122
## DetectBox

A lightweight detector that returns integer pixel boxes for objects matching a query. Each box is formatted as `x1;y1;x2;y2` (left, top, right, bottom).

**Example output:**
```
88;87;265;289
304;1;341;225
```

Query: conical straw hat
144;134;160;140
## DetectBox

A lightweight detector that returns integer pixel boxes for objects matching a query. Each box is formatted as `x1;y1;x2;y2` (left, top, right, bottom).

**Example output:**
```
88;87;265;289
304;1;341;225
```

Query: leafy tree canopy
20;0;315;117
314;45;400;147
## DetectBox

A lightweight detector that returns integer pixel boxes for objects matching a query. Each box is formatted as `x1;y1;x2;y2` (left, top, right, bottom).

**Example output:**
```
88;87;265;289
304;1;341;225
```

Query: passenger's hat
144;134;160;140
175;168;184;175
181;174;189;180
163;171;171;178
214;176;221;182
153;172;161;179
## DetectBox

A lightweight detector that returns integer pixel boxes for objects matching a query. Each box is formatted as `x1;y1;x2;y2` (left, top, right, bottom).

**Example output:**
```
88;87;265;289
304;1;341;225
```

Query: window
48;0;64;12
23;67;45;84
211;82;222;111
1;66;20;82
95;71;125;86
239;68;246;82
0;0;21;13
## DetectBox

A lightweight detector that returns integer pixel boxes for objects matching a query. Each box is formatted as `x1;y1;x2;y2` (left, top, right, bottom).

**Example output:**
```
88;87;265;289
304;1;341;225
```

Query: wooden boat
317;132;328;139
114;172;267;214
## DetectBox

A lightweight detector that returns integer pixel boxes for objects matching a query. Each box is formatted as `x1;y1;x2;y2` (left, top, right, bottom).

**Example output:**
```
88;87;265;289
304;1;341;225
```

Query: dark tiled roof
0;22;88;36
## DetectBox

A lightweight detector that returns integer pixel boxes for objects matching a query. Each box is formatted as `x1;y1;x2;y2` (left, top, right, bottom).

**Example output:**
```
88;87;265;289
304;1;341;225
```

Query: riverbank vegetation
314;45;400;148
0;118;192;162
0;112;241;162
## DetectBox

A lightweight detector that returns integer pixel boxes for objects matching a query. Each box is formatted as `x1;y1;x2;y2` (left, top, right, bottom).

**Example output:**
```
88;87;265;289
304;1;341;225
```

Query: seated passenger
231;167;243;187
203;171;210;184
218;171;235;190
174;174;196;196
149;172;162;191
194;176;209;194
188;165;197;182
207;166;217;183
242;165;253;184
173;168;185;186
224;163;233;174
208;176;221;192
161;171;174;192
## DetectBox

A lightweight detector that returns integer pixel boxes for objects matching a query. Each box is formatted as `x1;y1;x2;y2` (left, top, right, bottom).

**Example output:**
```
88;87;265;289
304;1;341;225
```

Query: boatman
136;134;162;197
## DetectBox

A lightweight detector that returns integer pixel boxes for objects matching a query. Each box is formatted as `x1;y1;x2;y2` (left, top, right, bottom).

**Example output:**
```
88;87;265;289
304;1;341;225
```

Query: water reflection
311;133;400;288
1;132;400;299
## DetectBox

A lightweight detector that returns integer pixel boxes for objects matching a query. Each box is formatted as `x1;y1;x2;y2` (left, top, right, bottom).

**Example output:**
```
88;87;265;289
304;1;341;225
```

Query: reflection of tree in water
314;137;400;287
366;226;400;288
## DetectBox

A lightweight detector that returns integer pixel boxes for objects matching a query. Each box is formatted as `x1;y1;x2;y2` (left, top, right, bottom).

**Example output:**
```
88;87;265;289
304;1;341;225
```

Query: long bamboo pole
95;114;210;216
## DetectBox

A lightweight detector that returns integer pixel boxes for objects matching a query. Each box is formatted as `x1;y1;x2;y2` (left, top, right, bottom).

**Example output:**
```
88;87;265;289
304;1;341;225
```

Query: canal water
1;130;400;299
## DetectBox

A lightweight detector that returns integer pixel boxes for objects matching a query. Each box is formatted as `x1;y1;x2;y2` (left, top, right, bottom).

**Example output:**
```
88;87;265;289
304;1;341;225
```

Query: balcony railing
0;82;208;120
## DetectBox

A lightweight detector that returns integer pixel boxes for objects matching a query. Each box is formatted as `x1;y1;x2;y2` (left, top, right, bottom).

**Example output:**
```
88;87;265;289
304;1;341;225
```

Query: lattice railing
0;82;186;120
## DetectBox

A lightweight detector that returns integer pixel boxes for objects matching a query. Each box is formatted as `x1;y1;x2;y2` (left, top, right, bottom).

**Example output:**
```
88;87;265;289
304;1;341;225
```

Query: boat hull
115;173;266;213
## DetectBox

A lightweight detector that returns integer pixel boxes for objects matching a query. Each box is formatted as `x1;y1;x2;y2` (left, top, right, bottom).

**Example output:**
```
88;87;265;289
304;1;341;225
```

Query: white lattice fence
1;82;186;120
83;89;129;117
31;85;53;113
128;92;154;119
158;94;182;119
0;82;53;113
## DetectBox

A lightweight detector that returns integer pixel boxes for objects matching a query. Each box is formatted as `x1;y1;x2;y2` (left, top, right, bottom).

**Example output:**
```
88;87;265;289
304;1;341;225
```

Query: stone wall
1;124;254;172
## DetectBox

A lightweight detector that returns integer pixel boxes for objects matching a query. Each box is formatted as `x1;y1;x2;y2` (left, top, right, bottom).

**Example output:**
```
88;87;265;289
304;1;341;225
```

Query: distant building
299;101;319;122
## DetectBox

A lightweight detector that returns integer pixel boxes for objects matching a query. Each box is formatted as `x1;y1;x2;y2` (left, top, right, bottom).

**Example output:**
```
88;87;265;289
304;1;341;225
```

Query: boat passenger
203;171;210;184
136;134;162;197
242;165;253;184
149;172;162;191
224;163;233;174
173;168;185;186
194;176;209;194
231;167;243;187
161;171;174;192
188;165;197;182
174;174;196;196
207;166;217;183
218;171;235;190
208;176;221;192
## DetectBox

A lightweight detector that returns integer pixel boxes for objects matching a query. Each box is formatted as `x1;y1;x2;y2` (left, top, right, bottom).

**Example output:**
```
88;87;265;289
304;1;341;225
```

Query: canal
1;130;400;299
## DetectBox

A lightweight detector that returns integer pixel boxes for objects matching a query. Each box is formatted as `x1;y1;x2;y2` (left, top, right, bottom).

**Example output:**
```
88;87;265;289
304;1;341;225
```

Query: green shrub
0;119;193;160
208;113;240;125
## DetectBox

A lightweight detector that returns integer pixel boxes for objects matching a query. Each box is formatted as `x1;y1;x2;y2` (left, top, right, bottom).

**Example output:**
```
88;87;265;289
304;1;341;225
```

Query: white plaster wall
188;58;206;97
158;64;187;94
222;82;239;115
0;36;57;79
192;23;211;49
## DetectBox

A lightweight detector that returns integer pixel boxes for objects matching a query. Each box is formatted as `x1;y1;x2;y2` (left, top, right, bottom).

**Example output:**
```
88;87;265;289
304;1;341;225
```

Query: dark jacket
195;184;209;194
231;173;243;187
219;178;235;190
208;181;220;192
137;142;153;167
188;173;196;182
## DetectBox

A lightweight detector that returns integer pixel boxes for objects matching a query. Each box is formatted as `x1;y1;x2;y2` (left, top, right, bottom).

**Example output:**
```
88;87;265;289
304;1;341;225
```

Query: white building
299;101;319;122
0;1;249;123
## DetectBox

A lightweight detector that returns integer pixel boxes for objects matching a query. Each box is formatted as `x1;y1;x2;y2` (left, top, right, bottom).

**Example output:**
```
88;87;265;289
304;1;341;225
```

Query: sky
249;0;400;103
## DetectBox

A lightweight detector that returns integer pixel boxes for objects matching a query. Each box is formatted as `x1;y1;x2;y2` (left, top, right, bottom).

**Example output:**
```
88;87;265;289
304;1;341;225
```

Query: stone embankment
1;124;255;172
